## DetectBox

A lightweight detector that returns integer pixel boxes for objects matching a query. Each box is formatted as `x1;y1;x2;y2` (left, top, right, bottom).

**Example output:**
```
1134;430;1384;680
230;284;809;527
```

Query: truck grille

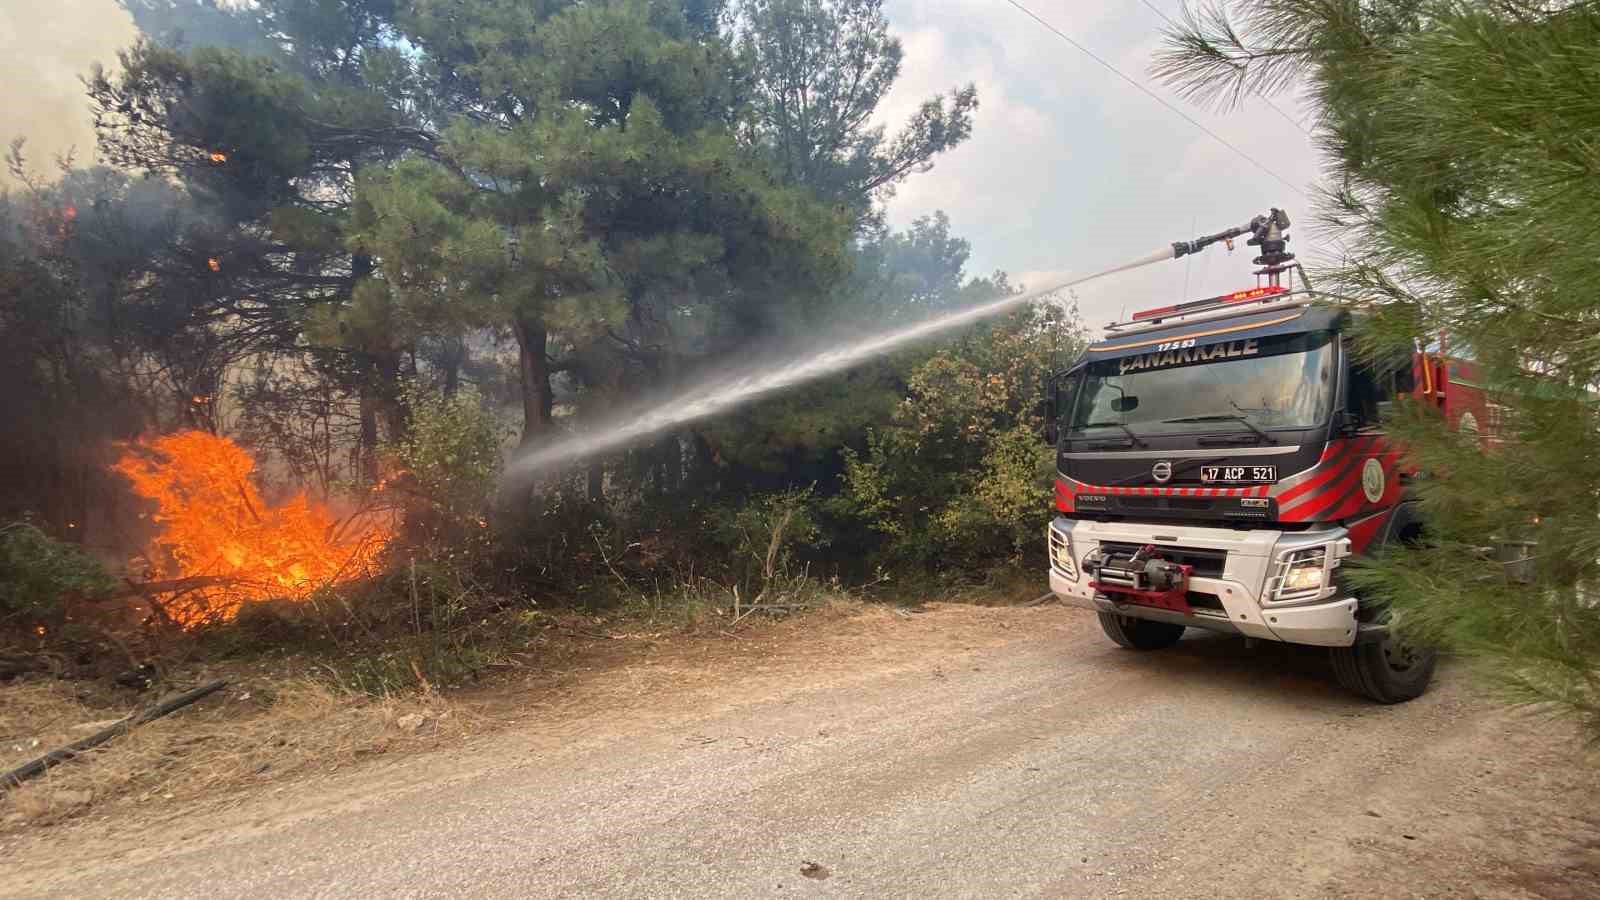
1097;541;1227;579
1117;496;1216;511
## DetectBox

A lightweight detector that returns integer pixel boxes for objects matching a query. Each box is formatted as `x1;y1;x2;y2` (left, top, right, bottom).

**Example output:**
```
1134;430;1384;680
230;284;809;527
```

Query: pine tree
89;0;437;473
1156;1;1600;729
349;0;852;454
731;0;978;217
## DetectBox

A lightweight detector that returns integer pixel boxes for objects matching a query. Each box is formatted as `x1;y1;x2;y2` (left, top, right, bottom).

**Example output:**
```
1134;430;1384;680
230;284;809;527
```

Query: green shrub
389;383;505;536
0;521;117;624
707;486;823;588
834;303;1083;572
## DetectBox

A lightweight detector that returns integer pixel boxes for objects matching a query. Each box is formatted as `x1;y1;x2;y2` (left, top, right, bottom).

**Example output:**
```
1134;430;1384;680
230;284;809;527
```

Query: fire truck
1044;210;1486;703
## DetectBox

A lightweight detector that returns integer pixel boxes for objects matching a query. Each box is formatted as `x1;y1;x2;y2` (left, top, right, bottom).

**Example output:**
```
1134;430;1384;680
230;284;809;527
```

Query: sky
876;0;1328;332
2;0;1329;333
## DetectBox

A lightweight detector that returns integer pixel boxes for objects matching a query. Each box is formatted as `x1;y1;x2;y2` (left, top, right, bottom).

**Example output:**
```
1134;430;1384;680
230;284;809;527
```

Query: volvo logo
1151;460;1173;483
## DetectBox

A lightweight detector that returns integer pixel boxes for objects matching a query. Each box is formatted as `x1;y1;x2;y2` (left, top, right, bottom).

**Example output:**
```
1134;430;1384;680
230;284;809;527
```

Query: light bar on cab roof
1222;286;1289;302
1131;285;1289;321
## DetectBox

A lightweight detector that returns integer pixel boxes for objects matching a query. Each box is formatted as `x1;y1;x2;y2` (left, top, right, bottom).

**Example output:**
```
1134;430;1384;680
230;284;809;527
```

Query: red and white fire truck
1044;210;1485;703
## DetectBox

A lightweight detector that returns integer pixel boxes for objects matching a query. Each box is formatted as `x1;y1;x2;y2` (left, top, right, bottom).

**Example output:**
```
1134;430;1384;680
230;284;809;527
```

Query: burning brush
113;431;396;627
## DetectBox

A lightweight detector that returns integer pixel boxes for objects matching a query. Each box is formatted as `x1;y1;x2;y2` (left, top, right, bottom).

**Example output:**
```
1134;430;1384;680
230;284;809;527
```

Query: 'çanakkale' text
1118;339;1259;375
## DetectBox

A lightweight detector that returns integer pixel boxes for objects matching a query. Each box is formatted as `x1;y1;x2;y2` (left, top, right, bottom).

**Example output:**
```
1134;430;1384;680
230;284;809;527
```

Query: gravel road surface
4;604;1597;898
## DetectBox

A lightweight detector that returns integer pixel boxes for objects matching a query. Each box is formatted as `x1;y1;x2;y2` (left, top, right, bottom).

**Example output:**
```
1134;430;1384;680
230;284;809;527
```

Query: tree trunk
350;253;392;479
513;315;554;445
357;386;379;484
379;356;408;444
688;430;719;491
652;436;681;494
441;338;466;399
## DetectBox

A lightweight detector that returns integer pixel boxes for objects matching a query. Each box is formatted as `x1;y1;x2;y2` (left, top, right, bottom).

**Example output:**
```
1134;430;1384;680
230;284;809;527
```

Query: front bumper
1048;517;1360;648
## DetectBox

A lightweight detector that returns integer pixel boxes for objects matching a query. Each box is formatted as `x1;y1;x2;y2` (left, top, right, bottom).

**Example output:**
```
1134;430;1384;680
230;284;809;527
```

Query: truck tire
1330;633;1436;703
1098;612;1185;650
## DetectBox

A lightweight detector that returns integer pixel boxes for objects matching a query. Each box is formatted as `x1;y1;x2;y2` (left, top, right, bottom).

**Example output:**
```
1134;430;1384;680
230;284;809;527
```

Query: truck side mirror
1039;381;1061;445
1393;365;1416;395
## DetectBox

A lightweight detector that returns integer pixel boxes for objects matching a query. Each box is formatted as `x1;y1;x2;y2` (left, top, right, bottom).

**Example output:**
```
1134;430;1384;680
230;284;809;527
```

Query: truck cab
1045;286;1438;702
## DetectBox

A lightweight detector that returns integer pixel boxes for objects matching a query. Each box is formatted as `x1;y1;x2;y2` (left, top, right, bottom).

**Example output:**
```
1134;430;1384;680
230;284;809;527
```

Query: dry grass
861;563;1049;608
0;595;1036;847
1;676;471;832
0;568;1001;838
0;576;857;835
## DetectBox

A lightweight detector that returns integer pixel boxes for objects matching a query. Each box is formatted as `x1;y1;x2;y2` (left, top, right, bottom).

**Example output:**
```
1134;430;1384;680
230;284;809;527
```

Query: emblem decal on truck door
1361;458;1385;503
1151;460;1173;483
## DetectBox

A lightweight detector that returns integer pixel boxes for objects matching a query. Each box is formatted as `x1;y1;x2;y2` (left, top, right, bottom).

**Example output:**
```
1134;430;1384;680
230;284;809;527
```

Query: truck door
1341;340;1416;433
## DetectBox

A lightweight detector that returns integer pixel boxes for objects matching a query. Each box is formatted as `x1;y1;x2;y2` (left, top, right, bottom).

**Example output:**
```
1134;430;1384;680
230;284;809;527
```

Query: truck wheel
1330;633;1436;703
1098;612;1185;650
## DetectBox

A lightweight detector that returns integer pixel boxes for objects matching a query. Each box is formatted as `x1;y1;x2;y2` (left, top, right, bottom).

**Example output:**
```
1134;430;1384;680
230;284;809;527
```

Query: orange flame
209;151;228;163
207;257;222;272
113;431;394;626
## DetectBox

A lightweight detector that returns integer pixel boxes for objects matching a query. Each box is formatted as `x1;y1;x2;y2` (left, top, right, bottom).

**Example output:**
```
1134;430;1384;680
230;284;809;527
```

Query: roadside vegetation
1157;0;1600;731
0;0;1079;826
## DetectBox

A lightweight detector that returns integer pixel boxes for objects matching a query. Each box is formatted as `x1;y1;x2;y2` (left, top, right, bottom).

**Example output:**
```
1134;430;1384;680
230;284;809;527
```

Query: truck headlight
1048;526;1076;579
1271;547;1328;602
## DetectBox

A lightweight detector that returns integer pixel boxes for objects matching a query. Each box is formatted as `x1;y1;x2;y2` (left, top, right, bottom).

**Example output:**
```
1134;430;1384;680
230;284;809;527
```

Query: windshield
1065;331;1335;436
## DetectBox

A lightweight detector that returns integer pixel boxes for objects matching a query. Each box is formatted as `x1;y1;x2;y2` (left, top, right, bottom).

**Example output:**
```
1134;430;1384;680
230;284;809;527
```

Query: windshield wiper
1160;414;1276;444
1077;421;1147;447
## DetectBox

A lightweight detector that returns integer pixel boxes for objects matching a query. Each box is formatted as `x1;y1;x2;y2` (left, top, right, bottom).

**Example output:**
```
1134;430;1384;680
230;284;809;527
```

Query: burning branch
112;431;396;627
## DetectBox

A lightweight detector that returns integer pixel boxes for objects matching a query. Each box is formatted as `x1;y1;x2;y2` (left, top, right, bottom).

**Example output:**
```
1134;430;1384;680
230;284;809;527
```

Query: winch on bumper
1047;517;1366;647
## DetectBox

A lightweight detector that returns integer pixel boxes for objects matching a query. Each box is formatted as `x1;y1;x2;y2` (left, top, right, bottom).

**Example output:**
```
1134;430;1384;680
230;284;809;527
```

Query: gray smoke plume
0;0;138;184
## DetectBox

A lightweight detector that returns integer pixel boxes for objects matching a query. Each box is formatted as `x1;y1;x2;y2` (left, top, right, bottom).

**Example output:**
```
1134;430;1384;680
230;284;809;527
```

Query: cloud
880;0;1328;321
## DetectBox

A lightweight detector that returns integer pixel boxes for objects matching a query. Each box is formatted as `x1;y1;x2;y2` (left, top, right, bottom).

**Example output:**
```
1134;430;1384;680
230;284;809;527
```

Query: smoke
0;0;137;184
501;243;1177;487
1;1;272;187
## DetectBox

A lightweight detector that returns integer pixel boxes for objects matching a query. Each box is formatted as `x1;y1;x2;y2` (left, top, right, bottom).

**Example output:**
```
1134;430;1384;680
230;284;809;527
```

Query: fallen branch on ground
1;680;228;792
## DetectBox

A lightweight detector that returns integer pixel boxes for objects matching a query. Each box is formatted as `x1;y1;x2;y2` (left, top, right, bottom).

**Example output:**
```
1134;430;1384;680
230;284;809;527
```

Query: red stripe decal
1282;443;1380;521
1347;509;1391;555
1277;436;1375;508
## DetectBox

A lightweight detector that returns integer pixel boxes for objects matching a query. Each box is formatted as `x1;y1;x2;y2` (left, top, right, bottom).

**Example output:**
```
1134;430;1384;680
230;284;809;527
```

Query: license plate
1201;465;1277;483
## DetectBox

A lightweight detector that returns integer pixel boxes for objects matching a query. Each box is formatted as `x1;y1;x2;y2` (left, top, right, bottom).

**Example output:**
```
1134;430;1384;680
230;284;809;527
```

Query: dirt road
4;604;1598;898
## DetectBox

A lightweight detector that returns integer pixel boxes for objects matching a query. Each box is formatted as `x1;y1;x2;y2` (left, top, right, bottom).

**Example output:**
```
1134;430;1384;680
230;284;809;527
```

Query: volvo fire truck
1045;209;1486;703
